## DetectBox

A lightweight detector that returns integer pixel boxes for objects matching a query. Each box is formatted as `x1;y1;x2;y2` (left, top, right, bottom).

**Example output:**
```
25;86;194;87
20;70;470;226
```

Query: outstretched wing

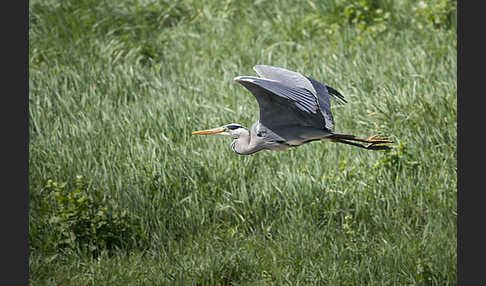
251;65;345;130
235;65;345;131
234;76;326;130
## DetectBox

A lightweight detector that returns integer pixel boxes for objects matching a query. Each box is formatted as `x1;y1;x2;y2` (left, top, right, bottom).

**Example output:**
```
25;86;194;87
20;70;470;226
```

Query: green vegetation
29;0;456;284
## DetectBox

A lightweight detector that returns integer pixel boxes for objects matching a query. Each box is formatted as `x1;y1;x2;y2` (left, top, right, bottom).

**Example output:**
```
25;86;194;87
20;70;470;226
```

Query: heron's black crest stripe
226;124;242;130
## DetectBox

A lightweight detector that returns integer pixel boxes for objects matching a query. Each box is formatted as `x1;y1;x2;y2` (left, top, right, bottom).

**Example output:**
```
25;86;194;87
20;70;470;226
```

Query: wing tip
253;65;265;77
234;76;261;83
234;76;249;82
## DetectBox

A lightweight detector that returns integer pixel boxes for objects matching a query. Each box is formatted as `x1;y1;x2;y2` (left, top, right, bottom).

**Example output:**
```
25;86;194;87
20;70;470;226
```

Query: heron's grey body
192;65;392;154
230;122;333;155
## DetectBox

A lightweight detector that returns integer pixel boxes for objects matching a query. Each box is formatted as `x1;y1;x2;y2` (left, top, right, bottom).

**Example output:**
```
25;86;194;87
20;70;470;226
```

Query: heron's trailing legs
328;134;393;150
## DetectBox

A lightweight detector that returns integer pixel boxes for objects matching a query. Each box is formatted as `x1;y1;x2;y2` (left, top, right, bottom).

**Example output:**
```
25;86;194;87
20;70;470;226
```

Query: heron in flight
192;65;392;155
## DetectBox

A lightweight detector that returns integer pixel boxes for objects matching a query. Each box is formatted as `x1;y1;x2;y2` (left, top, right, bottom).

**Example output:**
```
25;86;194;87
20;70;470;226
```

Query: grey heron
192;65;392;155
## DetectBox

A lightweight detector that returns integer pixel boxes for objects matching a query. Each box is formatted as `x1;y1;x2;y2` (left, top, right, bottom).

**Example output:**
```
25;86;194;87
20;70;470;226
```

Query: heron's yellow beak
191;127;227;135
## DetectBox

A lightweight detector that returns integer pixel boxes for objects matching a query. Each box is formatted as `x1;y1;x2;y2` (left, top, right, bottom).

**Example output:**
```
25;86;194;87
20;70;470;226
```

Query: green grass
29;0;456;285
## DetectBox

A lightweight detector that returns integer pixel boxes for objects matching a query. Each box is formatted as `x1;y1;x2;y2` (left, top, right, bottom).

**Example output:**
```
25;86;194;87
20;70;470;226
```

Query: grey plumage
192;65;392;155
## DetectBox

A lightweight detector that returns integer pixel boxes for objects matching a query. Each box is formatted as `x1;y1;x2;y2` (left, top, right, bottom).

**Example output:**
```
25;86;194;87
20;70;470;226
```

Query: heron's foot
364;135;393;144
329;133;394;150
363;135;393;150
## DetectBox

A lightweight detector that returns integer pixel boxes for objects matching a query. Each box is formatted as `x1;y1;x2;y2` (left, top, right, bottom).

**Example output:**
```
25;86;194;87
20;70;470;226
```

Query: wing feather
235;76;318;114
253;65;317;96
234;65;346;131
234;76;325;129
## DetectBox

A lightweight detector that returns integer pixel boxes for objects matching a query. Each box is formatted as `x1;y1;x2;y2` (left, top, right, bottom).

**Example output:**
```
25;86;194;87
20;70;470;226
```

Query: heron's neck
231;130;262;155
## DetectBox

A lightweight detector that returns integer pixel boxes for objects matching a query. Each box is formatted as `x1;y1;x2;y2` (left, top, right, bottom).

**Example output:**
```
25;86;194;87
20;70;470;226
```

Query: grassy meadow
29;0;456;285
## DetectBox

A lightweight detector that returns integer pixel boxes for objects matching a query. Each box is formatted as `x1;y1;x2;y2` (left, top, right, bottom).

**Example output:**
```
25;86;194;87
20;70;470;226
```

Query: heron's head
192;123;248;139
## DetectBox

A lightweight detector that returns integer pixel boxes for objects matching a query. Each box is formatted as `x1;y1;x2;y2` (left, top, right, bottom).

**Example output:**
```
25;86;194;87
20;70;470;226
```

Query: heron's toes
363;134;393;150
366;134;393;144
